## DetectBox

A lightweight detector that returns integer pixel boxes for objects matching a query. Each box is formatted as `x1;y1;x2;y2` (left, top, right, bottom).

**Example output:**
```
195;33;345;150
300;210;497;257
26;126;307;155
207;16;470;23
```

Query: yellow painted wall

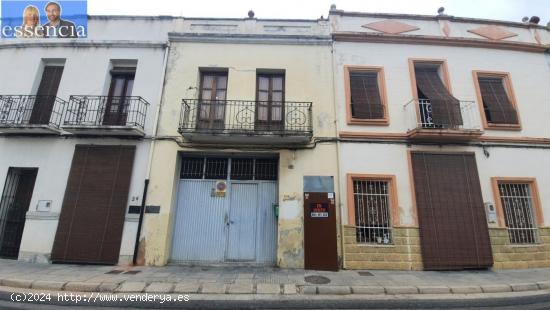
143;41;339;267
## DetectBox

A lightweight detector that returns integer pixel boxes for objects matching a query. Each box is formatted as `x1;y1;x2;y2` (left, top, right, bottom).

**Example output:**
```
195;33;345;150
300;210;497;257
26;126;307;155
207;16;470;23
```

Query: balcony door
29;65;64;125
198;72;227;130
103;70;135;126
256;74;284;131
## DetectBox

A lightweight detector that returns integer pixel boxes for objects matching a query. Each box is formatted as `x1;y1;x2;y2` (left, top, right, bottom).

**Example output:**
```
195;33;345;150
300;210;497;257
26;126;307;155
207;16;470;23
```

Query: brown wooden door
29;66;64;125
411;152;493;270
0;168;38;259
51;145;135;264
197;72;227;130
103;73;135;126
303;192;338;271
256;74;284;131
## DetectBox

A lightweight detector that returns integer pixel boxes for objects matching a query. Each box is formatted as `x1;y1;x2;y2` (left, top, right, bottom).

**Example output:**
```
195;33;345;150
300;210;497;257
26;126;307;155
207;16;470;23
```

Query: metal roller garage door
170;156;278;265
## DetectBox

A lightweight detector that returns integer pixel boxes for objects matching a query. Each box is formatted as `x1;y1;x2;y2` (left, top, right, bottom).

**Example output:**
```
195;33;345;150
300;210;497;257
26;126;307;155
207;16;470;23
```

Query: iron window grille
180;157;278;181
498;183;539;244
352;180;393;244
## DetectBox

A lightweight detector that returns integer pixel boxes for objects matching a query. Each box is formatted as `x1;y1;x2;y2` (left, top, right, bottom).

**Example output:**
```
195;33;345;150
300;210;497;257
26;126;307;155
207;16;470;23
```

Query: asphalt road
1;291;550;309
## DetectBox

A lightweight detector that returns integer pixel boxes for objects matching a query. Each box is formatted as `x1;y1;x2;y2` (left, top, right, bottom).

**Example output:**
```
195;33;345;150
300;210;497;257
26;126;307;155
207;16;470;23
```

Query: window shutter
478;77;518;125
29;66;64;125
415;68;463;128
349;72;385;119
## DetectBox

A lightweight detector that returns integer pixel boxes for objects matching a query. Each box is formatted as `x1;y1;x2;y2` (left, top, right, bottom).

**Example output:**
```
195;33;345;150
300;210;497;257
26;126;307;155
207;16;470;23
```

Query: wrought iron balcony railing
0;95;65;128
179;99;313;136
404;99;481;132
64;96;149;130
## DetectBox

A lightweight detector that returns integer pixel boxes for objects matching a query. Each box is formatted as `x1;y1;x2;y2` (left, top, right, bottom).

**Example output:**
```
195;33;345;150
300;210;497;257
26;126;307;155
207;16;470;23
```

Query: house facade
330;8;550;270
140;16;340;269
0;16;171;264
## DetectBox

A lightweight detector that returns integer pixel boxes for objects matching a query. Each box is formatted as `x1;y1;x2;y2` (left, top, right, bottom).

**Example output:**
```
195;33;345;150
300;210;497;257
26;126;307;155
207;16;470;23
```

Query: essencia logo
1;0;88;38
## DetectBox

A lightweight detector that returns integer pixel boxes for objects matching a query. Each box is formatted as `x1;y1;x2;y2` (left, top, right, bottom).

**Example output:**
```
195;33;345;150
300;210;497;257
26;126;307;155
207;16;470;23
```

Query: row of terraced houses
1;6;550;271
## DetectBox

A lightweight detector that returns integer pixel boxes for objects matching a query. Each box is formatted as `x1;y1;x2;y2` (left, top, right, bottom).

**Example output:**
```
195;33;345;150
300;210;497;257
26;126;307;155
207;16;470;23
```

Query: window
30;63;65;125
198;71;228;129
103;67;135;126
473;71;520;129
493;178;543;244
344;66;388;125
410;60;462;129
256;73;285;130
348;175;398;244
180;157;278;181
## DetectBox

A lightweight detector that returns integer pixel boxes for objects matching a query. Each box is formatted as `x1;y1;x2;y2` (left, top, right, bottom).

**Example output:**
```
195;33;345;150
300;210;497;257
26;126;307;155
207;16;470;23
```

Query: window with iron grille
352;179;392;244
230;158;254;180
498;182;539;244
180;157;277;181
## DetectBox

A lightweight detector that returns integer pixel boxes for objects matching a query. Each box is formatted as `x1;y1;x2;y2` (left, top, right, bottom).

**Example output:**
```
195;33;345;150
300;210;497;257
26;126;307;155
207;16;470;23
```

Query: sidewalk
1;259;550;296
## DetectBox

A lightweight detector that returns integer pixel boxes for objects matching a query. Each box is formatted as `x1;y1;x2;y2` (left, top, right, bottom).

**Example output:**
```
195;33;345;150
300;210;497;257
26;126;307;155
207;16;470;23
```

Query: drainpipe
329;36;346;270
133;179;149;265
132;40;171;265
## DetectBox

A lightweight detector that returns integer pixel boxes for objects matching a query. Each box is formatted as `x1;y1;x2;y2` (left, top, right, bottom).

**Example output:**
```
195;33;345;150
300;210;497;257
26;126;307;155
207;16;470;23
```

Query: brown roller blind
478;77;518;125
51;145;135;264
349;72;384;119
411;152;493;270
29;66;64;125
415;68;463;128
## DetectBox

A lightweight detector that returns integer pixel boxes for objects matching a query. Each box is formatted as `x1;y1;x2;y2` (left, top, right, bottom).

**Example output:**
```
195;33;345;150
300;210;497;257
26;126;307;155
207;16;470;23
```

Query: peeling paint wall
143;19;338;267
277;147;340;268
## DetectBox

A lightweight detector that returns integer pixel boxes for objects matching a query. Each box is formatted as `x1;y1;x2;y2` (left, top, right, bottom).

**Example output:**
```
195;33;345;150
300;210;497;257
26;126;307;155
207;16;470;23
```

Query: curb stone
98;282;119;293
318;286;351;295
351;286;385;294
300;286;317;295
450;286;483;294
481;284;512;293
64;282;101;292
256;284;281;294
227;283;253;294
201;283;226;294
144;282;174;294
385;286;419;295
537;281;550;290
2;279;33;289
115;282;147;293
173;282;200;294
417;286;451;294
32;281;66;291
511;283;539;292
0;277;547;296
283;284;297;295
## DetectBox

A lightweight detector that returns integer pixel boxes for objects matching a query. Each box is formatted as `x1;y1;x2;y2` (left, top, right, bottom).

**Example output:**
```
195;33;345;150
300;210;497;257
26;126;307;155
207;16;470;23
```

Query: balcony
0;95;65;135
179;99;313;145
404;99;483;142
62;96;148;137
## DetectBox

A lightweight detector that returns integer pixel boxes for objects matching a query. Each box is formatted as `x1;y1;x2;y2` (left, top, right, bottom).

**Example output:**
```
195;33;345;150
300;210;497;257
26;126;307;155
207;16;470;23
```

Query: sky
84;0;549;24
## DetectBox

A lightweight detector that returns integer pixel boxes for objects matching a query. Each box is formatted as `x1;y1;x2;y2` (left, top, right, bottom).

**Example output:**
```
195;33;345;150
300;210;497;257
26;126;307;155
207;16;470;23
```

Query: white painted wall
0;18;168;263
0;137;150;262
333;41;550;138
339;143;550;228
0;45;166;134
330;14;549;45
